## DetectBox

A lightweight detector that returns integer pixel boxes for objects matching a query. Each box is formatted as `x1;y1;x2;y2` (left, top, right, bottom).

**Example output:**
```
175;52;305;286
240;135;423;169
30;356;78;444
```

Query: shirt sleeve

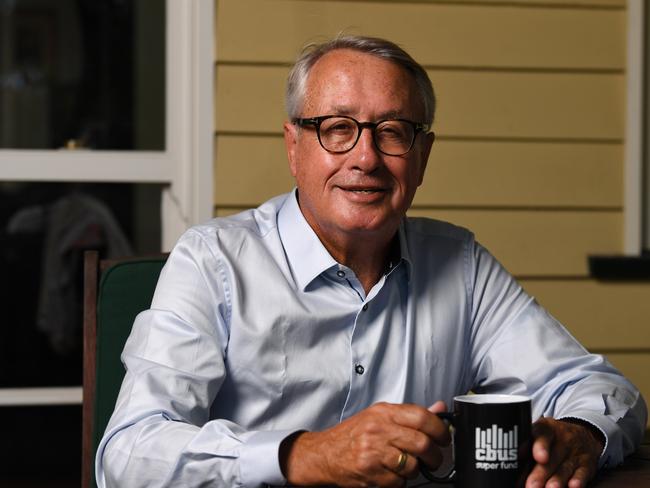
466;240;648;469
95;229;298;487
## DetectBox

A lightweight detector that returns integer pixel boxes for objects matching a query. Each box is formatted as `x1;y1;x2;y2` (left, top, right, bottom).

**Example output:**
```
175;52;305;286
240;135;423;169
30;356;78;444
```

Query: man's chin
333;214;400;238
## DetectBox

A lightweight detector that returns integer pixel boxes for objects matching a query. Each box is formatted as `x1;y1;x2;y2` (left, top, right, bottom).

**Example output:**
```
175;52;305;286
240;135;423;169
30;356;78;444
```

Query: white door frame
0;0;214;405
162;0;214;250
625;0;643;255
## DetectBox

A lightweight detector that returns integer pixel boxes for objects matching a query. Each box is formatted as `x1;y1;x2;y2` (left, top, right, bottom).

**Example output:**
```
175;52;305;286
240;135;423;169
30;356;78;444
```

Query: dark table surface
591;443;650;487
406;443;650;487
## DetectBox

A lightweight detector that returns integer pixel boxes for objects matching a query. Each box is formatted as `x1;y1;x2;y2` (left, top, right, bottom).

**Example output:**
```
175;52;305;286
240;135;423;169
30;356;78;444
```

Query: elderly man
97;36;646;487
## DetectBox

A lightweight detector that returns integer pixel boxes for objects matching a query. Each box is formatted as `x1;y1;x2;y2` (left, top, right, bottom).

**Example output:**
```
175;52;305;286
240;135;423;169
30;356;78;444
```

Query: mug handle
418;412;456;484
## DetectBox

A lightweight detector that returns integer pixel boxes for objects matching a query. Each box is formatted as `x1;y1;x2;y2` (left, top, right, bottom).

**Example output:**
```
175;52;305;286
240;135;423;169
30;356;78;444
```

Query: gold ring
396;451;408;471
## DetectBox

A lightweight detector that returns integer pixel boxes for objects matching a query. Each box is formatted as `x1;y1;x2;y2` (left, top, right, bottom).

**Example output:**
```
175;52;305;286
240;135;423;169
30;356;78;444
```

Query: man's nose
350;127;382;171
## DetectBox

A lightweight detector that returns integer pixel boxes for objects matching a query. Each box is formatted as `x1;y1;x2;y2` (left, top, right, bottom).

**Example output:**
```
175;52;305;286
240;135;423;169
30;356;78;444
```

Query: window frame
0;0;214;405
642;1;650;254
625;0;644;255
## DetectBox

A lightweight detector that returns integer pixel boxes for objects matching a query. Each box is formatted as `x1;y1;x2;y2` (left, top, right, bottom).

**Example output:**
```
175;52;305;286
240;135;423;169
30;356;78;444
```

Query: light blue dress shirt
97;190;647;487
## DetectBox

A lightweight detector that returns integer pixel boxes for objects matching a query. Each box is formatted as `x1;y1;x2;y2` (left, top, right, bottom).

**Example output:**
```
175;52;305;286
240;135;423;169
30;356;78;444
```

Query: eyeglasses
292;115;430;156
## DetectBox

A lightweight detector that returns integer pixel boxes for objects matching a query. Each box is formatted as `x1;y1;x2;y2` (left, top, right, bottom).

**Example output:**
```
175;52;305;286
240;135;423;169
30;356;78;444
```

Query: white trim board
0;387;82;406
162;0;215;250
625;0;644;255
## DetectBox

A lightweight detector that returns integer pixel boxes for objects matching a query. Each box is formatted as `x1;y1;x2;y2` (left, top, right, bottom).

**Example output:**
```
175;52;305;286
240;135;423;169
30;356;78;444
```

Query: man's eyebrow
328;106;407;120
329;105;356;116
377;110;405;120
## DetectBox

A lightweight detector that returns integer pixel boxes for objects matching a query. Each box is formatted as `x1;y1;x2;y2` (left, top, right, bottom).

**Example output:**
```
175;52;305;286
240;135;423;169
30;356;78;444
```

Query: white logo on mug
474;425;518;470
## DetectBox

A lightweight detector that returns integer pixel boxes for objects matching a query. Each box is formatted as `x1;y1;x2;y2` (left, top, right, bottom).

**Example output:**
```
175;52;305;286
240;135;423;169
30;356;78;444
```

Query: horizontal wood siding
215;135;623;208
409;209;621;276
521;279;650;350
215;66;625;139
216;1;625;69
214;0;648;421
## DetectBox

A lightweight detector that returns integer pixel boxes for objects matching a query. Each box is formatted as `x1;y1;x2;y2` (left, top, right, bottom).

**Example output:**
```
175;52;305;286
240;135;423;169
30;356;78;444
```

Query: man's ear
284;121;299;177
417;131;435;186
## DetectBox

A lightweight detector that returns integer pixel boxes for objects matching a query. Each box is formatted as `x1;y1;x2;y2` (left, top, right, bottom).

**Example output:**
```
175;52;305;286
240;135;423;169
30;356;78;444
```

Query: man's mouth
340;184;388;193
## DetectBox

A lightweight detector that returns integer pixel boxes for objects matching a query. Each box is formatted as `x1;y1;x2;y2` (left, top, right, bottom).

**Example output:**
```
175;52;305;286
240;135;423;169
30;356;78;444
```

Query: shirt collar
278;189;338;291
278;189;413;291
396;220;413;280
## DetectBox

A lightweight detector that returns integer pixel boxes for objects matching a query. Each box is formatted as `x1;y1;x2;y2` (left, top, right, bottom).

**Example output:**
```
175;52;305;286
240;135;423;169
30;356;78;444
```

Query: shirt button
362;304;368;311
336;270;346;278
355;364;365;375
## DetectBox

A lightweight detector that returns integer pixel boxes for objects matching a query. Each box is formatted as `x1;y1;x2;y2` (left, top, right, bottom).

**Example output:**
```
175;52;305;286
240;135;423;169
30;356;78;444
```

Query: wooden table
591;444;650;487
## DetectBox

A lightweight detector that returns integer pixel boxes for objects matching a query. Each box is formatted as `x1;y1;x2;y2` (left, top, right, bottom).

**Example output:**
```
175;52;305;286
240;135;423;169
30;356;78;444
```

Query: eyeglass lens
318;117;415;155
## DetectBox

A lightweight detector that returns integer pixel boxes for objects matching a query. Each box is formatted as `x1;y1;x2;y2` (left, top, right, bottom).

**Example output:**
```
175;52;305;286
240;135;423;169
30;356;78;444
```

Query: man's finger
427;400;447;414
381;421;444;471
526;460;555;488
532;437;551;466
384;449;419;479
410;441;443;473
531;418;557;465
379;403;451;446
568;465;593;488
526;417;601;488
544;454;579;488
526;418;563;487
364;403;448;473
526;445;575;486
427;400;453;445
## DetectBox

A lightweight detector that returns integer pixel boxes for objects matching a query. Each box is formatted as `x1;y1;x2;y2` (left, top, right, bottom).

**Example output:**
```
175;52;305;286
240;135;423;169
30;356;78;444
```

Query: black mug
421;394;532;488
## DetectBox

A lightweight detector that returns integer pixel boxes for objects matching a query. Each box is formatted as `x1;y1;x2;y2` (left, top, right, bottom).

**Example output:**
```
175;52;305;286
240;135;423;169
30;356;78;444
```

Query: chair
82;250;168;488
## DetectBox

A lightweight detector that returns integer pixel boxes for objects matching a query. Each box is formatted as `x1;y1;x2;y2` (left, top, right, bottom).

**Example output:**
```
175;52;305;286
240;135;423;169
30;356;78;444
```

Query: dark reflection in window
0;181;162;387
0;0;165;150
0;405;81;484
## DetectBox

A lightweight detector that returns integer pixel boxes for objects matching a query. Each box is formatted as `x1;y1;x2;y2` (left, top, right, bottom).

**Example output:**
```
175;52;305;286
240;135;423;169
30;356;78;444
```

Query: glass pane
0;0;165;150
0;405;81;485
0;181;162;387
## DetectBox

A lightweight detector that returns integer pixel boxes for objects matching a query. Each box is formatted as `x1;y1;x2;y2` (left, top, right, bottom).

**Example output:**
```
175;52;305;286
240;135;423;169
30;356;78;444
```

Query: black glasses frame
292;115;431;156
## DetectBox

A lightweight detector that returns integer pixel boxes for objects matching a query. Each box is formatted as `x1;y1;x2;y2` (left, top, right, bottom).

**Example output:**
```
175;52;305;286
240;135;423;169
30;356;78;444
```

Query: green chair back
91;256;167;487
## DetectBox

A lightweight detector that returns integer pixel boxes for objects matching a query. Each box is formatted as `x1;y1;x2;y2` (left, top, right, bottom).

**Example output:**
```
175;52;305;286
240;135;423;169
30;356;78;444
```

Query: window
0;0;213;483
0;0;165;151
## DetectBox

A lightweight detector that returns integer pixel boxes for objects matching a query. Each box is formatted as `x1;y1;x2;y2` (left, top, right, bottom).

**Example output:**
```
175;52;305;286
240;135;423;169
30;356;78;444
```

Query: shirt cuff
239;429;300;487
557;413;610;468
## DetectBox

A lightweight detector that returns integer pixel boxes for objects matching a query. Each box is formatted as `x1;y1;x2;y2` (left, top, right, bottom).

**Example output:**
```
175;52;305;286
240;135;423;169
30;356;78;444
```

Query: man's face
284;49;434;246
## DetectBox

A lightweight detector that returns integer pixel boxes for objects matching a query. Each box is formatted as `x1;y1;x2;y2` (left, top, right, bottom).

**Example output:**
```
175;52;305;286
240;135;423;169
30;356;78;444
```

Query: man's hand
280;401;450;487
526;417;604;488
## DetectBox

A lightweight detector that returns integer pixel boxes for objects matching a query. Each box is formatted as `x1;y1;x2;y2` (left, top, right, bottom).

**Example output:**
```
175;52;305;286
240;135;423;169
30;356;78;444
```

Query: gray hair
285;35;435;125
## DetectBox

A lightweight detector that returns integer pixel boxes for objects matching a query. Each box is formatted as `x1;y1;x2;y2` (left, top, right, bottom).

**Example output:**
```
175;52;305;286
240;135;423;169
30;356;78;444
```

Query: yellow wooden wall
213;0;650;420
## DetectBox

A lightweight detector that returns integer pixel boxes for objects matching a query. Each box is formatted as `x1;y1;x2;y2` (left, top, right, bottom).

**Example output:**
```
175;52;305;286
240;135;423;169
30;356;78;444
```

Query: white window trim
0;0;214;406
625;0;644;255
0;387;82;406
162;0;214;250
